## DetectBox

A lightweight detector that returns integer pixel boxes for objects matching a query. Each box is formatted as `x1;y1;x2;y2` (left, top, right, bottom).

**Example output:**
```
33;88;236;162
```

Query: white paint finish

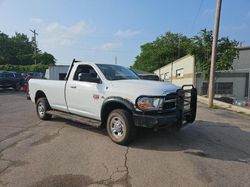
29;62;180;120
66;80;106;120
108;79;179;101
154;55;195;86
45;65;69;80
29;79;67;111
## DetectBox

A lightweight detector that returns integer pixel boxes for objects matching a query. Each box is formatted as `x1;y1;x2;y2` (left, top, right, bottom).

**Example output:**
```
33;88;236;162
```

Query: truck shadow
50;117;250;164
50;117;107;136
130;120;250;164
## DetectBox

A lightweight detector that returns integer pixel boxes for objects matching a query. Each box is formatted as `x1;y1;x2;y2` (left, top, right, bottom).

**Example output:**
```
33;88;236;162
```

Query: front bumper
133;85;197;129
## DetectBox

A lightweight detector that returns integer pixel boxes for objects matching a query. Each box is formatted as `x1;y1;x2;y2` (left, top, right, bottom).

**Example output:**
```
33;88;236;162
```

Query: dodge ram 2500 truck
29;59;197;145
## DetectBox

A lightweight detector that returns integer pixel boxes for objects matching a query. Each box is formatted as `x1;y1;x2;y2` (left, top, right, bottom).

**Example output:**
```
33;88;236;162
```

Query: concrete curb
198;96;250;115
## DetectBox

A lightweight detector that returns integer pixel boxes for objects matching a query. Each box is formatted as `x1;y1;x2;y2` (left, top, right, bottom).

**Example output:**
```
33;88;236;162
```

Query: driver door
66;65;105;120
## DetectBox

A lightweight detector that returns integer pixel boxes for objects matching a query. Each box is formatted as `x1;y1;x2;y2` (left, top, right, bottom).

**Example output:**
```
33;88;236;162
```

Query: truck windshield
96;64;140;81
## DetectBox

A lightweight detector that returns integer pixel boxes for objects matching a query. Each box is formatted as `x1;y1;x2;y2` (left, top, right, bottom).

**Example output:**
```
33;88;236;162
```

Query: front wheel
107;109;136;145
36;97;52;120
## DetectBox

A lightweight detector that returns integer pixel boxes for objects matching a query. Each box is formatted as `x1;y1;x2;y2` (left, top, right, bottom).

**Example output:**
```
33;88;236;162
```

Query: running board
47;110;102;128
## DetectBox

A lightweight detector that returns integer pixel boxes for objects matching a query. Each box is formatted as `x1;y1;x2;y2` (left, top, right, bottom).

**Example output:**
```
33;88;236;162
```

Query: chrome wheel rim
110;116;124;138
38;102;45;117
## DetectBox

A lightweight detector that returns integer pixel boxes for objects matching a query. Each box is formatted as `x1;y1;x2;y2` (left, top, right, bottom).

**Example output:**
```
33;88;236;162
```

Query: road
0;91;250;187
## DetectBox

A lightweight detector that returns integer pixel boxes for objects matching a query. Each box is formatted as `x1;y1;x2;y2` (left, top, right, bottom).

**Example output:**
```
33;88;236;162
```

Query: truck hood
109;79;180;96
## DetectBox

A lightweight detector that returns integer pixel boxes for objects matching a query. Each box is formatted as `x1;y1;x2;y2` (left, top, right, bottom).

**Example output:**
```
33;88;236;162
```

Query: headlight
136;97;163;110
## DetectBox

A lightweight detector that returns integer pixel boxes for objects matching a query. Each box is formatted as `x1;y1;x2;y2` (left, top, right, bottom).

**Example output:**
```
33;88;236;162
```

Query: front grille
162;92;177;110
163;102;176;110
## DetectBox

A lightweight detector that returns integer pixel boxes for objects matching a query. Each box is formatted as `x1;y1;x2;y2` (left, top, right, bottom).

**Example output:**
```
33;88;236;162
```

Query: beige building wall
154;55;195;87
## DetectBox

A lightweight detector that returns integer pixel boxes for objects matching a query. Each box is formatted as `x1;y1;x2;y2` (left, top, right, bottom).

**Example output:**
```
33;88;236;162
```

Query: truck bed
29;79;68;112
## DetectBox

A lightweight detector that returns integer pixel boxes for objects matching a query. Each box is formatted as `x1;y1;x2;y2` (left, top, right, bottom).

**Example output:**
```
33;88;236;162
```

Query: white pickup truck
29;59;197;145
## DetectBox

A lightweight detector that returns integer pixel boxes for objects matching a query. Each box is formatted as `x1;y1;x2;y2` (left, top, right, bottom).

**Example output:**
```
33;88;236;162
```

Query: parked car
27;72;44;79
29;60;197;145
130;68;160;81
23;73;41;100
0;71;25;90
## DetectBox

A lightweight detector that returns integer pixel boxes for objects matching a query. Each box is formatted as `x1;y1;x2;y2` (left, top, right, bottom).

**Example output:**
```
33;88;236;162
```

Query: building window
164;72;169;80
59;73;67;80
202;82;233;95
160;74;164;80
176;68;184;78
216;82;233;94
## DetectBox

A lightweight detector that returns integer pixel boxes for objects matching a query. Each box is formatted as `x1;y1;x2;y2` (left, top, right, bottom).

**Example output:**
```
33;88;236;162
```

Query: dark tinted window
202;82;233;95
5;73;14;78
14;73;22;78
97;64;139;81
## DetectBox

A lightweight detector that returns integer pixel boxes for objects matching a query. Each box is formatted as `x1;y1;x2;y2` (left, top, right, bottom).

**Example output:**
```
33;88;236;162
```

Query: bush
0;64;49;73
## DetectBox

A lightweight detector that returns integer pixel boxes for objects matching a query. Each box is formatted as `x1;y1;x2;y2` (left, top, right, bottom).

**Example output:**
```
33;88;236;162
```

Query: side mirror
78;73;101;83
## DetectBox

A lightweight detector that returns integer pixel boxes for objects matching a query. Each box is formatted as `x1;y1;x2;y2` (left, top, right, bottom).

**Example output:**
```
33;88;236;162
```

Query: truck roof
74;61;123;67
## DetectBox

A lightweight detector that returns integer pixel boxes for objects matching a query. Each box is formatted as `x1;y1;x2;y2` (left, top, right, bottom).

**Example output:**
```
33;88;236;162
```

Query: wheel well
35;90;47;103
101;102;132;127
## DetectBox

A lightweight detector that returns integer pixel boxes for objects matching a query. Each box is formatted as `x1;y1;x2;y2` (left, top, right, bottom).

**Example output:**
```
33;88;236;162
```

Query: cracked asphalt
0;91;250;187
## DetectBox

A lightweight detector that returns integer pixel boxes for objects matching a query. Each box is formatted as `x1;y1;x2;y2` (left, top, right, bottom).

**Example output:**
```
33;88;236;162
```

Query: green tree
188;29;239;78
132;29;239;77
132;32;192;72
0;31;56;66
0;32;12;64
11;33;34;65
36;52;56;65
0;64;49;73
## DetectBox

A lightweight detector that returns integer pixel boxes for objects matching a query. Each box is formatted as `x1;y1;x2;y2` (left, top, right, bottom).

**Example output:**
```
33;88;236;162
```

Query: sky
0;0;250;67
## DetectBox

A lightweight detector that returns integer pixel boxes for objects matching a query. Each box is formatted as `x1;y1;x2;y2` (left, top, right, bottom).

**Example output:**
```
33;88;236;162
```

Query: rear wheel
107;109;136;145
36;97;52;120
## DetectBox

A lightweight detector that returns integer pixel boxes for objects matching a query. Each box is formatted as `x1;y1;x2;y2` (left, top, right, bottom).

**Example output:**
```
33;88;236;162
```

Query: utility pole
30;29;38;64
208;0;222;108
170;61;173;83
115;56;117;64
178;34;181;58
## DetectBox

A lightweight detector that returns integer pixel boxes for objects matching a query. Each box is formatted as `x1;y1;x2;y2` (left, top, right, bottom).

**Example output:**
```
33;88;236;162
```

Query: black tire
107;109;136;145
36;97;52;120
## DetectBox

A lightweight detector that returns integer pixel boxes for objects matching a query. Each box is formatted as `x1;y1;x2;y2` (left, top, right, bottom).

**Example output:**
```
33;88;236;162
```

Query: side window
73;65;99;82
164;72;169;80
5;73;14;78
176;68;184;78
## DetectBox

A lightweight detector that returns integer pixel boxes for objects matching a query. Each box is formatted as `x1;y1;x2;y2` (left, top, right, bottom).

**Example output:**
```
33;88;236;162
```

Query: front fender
100;96;135;123
101;96;135;112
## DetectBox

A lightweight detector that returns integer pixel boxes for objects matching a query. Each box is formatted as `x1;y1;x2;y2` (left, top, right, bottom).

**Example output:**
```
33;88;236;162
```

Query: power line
190;0;204;33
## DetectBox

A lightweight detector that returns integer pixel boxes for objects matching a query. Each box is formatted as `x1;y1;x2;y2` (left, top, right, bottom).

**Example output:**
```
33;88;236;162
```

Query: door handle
70;86;76;89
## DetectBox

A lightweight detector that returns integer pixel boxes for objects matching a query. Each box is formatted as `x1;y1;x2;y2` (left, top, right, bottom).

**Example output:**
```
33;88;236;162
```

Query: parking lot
0;91;250;187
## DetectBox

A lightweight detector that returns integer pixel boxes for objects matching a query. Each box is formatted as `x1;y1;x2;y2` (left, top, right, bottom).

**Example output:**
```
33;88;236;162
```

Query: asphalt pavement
0;90;250;187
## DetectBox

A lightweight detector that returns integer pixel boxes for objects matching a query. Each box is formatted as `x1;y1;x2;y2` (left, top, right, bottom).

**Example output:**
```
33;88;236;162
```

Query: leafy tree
132;29;239;78
36;52;56;65
132;32;192;72
188;29;239;78
0;31;56;66
0;64;49;73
